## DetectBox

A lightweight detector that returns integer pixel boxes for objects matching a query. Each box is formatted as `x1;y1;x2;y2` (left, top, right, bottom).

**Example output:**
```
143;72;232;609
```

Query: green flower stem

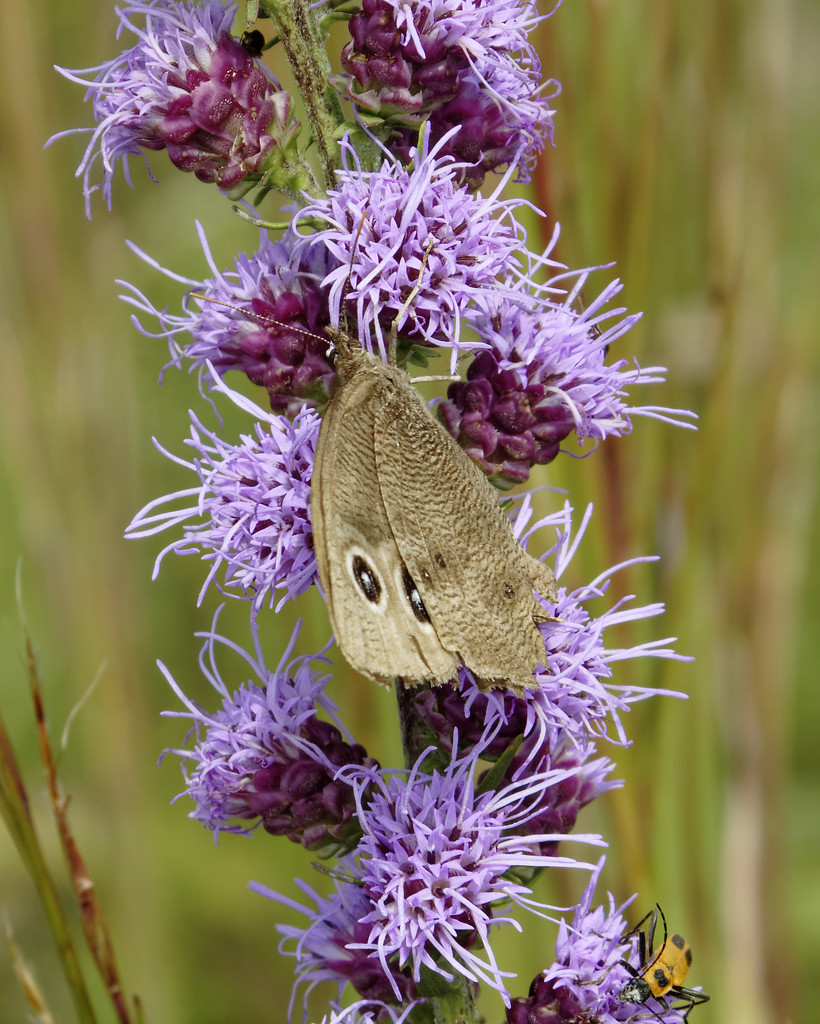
260;0;344;188
416;966;480;1024
0;695;98;1024
27;632;136;1024
395;679;437;768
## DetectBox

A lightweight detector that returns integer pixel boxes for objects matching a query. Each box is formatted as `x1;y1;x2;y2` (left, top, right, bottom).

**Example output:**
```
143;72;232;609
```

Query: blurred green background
1;0;817;1021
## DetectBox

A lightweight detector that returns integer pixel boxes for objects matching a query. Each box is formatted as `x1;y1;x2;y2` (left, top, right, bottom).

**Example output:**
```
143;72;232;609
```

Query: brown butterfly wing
311;359;459;685
372;363;555;692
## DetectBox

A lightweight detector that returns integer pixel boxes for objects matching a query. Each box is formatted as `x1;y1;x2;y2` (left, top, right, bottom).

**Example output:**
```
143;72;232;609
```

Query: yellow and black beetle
617;905;709;1019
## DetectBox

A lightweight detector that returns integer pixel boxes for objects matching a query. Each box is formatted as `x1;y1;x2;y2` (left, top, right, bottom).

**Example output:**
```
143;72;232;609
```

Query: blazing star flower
438;244;697;485
310;1002;420;1024
253;869;418;1013
338;742;605;1004
161;617;376;852
341;0;558;186
507;857;635;1023
507;859;700;1024
121;224;337;412
497;729;617;858
496;498;687;744
294;127;534;365
413;693;618;856
51;0;299;216
530;501;689;744
127;371;319;610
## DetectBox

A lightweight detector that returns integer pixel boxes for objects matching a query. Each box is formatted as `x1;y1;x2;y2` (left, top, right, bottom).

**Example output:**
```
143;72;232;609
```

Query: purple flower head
531;502;690;744
395;76;558;190
126;372;319;611
338;740;605;1004
438;250;697;486
487;498;687;744
341;0;558;187
496;729;617;858
253;868;418;1014
294;127;534;366
507;857;634;1023
161;616;376;852
412;688;618;857
507;860;701;1023
310;1002;420;1024
51;0;298;215
121;224;337;412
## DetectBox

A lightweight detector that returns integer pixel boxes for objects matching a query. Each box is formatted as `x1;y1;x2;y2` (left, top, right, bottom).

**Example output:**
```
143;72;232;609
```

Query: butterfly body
311;328;556;692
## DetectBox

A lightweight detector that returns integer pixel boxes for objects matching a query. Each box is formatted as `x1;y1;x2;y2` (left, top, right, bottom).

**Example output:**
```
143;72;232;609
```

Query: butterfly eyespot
402;567;431;623
503;583;514;598
352;555;382;603
434;553;446;569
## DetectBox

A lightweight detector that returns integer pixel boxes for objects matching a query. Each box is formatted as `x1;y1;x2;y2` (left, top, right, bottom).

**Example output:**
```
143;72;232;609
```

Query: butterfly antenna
388;236;435;365
338;210;369;337
189;292;324;344
310;861;364;887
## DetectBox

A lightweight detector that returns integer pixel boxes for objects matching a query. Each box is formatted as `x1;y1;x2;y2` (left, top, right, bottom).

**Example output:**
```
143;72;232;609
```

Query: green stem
261;0;344;188
27;631;135;1024
0;709;98;1024
395;680;435;768
416;966;481;1024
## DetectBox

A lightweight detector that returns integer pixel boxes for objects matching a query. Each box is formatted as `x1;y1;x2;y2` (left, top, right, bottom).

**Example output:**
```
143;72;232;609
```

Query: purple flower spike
339;742;605;1005
161;616;377;852
507;859;700;1023
253;869;418;1012
127;372;320;611
341;0;558;187
51;0;298;215
294;127;532;365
